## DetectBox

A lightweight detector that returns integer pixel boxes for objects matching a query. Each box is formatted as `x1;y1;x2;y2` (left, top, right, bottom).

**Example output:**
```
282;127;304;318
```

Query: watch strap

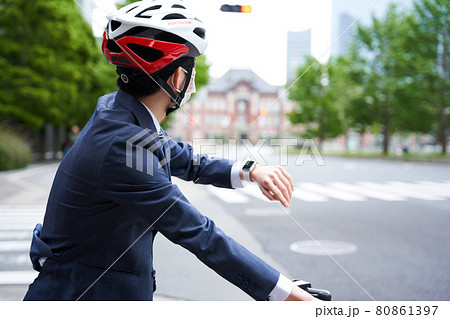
242;160;256;182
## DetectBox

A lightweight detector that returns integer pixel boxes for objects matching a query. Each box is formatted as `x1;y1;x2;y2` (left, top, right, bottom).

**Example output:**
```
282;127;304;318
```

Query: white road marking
0;205;45;213
386;181;446;201
0;231;30;240
208;187;249;203
0;271;37;285
0;217;43;230
289;240;358;256
240;184;272;202
298;183;366;201
0;205;44;285
0;241;30;252
0;205;45;230
292;188;329;202
416;181;450;197
244;208;287;216
359;182;445;201
329;182;406;201
208;181;450;204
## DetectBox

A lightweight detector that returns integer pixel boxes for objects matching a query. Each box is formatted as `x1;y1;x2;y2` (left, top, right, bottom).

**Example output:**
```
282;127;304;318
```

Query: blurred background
0;0;449;301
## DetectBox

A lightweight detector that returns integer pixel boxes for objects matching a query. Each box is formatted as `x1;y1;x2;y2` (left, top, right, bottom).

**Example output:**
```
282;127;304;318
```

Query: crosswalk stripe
240;184;272;202
416;181;450;197
0;231;30;240
244;208;286;216
0;218;42;230
0;241;30;252
0;205;44;285
208;186;249;203
0;205;45;210
386;181;446;201
292;189;329;202
0;271;37;285
0;206;44;231
207;181;450;204
298;183;366;201
329;182;406;201
0;225;39;231
359;182;445;201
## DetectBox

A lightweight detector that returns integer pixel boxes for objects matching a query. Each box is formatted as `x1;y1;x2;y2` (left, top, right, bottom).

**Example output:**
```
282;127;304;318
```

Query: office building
286;30;312;82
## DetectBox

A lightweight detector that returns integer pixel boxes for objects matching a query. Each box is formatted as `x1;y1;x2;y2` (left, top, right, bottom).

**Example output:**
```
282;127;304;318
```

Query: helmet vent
153;31;186;44
162;13;187;20
193;27;205;40
126;43;164;63
171;4;186;9
120;26;148;37
106;40;123;53
136;5;162;18
110;20;122;32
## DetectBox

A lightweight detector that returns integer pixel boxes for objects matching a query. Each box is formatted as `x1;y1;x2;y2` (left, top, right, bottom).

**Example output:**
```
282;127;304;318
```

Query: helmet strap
117;59;195;116
163;58;195;116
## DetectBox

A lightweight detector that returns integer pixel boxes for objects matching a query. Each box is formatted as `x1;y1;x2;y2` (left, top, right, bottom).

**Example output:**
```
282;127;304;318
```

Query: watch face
243;161;255;169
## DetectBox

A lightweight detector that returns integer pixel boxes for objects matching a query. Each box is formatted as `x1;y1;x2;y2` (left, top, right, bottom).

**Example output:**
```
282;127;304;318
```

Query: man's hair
117;57;194;98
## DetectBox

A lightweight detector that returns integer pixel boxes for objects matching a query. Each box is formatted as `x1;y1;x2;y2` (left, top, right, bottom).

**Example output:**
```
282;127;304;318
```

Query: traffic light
220;4;252;13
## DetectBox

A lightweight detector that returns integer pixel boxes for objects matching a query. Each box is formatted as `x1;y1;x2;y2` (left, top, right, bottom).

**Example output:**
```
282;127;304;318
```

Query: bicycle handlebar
293;279;332;301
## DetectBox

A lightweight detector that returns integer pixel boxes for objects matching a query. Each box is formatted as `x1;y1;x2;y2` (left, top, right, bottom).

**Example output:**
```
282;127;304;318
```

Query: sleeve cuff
230;162;248;189
267;274;294;301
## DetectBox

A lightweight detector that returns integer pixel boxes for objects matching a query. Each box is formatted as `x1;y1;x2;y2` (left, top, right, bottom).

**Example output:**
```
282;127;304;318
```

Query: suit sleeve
166;138;235;188
103;138;279;301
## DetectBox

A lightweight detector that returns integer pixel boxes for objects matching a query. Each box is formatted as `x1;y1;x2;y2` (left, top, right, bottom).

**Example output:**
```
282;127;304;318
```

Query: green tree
288;56;343;150
350;4;434;154
193;53;210;91
0;0;116;131
117;0;136;9
407;0;449;154
326;55;367;150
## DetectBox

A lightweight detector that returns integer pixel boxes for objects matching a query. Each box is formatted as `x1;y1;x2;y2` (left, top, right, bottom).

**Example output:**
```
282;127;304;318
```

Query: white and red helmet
102;0;207;75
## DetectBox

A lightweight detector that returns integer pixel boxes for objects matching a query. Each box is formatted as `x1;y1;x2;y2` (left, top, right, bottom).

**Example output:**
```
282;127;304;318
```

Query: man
24;1;315;301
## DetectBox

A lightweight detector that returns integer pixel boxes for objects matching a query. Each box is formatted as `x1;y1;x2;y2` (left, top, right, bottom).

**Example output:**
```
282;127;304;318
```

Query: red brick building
169;68;294;143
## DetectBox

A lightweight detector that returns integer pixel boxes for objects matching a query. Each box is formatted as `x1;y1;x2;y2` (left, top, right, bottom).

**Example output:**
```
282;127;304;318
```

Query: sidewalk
0;163;291;301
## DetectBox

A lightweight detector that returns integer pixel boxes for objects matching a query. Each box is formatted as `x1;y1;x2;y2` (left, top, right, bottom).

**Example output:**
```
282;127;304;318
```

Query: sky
89;0;415;86
89;0;334;86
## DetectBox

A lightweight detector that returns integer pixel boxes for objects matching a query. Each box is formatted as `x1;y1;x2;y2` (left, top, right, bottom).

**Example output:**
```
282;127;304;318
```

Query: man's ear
171;66;186;92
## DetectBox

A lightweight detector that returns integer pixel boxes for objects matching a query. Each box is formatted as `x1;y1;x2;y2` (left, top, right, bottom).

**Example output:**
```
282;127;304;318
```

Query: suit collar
139;100;161;134
115;90;170;178
115;89;157;132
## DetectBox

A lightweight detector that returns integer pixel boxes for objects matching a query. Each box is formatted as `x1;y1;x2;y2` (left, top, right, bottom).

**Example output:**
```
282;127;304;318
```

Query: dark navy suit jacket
24;89;279;301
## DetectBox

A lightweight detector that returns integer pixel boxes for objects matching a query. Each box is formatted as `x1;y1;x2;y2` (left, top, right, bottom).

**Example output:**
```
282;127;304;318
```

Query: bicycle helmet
102;0;207;113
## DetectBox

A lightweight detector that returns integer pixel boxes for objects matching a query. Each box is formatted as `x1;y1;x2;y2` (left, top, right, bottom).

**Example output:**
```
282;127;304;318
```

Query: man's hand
241;164;294;207
285;285;319;301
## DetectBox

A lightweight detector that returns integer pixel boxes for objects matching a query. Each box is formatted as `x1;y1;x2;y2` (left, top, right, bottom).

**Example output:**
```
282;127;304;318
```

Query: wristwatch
242;160;257;182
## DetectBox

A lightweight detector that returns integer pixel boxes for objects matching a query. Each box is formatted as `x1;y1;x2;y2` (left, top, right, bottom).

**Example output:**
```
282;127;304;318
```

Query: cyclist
24;0;316;301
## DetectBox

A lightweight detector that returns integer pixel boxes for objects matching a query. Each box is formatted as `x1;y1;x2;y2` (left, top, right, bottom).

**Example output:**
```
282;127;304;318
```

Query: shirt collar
139;100;161;133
